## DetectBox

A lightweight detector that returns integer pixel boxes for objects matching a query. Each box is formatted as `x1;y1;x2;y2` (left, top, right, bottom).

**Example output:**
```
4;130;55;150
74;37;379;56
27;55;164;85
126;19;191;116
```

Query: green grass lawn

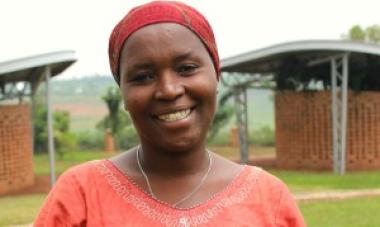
1;148;378;226
33;148;380;193
1;194;379;227
0;194;46;226
212;145;275;158
33;150;115;175
300;196;380;227
270;169;380;193
33;146;274;175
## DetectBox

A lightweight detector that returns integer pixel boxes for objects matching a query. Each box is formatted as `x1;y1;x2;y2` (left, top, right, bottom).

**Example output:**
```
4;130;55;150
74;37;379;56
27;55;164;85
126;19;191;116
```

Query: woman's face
119;23;218;151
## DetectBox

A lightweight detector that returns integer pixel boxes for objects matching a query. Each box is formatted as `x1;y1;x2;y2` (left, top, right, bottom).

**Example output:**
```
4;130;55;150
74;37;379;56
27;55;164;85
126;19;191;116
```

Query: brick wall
0;104;34;195
275;91;380;171
347;92;380;170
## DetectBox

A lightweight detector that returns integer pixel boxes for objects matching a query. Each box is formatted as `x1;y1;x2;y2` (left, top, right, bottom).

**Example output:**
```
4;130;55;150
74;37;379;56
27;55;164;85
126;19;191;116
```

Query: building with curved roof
221;40;380;173
0;50;76;195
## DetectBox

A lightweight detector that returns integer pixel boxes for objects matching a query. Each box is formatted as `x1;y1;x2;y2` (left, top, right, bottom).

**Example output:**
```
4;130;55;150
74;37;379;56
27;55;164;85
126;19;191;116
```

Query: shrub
75;131;104;151
32;99;78;156
116;126;139;150
249;126;275;146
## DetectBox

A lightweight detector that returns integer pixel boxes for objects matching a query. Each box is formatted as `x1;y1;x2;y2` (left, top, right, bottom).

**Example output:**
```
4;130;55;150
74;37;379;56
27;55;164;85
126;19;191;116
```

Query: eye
177;64;199;76
130;71;154;84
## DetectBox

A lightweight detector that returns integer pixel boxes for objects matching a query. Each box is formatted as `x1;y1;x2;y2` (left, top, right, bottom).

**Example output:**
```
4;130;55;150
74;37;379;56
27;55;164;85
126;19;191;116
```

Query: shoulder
251;167;289;192
242;166;291;208
246;166;306;226
34;161;105;226
55;160;106;188
38;160;109;210
60;160;99;177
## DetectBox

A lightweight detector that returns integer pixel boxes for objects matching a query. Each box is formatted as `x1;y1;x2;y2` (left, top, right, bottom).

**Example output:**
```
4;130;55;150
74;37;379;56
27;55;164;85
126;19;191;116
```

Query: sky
1;0;380;79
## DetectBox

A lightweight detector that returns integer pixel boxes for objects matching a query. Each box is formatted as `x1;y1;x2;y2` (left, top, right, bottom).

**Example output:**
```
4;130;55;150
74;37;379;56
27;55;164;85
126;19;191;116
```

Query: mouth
156;108;192;122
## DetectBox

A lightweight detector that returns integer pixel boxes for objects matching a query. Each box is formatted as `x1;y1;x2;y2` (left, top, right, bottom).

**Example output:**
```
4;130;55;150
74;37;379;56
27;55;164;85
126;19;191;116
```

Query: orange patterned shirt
34;160;305;227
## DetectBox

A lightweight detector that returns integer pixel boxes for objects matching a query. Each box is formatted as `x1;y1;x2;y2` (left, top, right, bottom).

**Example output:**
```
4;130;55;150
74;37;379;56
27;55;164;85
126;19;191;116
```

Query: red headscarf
108;1;220;84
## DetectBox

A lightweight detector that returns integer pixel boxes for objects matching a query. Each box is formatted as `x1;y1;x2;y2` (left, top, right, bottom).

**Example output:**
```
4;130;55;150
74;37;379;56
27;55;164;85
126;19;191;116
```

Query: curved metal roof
0;50;76;83
221;40;380;73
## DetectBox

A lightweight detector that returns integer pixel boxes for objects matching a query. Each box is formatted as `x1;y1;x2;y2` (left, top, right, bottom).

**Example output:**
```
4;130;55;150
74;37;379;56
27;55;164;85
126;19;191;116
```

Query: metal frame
331;53;349;175
45;66;57;185
233;86;249;163
221;73;275;164
221;73;252;164
0;82;32;102
219;40;380;174
307;53;350;174
223;54;351;173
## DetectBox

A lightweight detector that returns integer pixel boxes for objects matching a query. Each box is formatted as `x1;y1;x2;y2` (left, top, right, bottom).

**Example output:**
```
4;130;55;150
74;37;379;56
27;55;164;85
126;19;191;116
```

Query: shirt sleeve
34;168;87;227
275;184;306;227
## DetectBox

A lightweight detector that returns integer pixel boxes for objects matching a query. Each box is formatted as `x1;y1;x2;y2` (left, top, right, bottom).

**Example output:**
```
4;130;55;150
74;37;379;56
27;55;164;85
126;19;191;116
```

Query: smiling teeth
158;109;191;122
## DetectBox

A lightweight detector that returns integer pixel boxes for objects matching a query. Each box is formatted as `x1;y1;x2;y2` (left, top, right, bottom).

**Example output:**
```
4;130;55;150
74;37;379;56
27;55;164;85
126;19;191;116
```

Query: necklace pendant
179;217;189;227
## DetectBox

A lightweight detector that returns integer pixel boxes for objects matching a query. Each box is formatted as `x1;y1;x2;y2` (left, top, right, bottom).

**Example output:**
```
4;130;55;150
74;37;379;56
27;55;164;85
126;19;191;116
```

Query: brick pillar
0;104;34;195
275;91;380;171
275;91;333;170
230;125;239;147
104;129;115;152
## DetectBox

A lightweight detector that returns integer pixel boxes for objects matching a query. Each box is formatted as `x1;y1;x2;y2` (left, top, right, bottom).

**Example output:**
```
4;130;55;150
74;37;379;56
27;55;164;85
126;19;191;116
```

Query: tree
347;25;365;41
53;110;77;158
366;25;380;43
33;97;77;157
344;24;380;44
97;86;136;150
100;86;123;135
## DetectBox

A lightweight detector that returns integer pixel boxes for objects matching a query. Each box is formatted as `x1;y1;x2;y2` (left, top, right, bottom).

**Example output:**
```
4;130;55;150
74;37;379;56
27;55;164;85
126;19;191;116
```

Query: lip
152;105;196;128
152;105;196;117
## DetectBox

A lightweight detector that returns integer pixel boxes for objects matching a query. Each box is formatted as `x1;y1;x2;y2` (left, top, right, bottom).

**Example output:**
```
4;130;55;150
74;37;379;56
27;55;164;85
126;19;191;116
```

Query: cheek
197;79;218;117
201;76;218;100
122;87;149;116
120;87;138;113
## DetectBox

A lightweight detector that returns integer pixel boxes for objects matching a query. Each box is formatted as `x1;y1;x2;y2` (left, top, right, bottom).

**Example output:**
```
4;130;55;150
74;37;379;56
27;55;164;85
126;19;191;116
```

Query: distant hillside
49;76;116;132
47;75;274;132
52;75;116;96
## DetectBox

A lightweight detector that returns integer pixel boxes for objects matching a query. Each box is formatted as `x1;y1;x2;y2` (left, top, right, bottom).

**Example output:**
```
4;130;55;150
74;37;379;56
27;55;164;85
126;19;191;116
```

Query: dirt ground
2;175;51;197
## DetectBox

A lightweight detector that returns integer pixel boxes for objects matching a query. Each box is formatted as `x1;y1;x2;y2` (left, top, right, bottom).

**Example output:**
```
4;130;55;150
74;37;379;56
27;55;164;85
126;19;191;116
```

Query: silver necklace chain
136;145;213;207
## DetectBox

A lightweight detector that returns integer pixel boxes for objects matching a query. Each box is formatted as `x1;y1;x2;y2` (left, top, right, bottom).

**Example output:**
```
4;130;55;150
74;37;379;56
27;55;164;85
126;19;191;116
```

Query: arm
275;184;306;227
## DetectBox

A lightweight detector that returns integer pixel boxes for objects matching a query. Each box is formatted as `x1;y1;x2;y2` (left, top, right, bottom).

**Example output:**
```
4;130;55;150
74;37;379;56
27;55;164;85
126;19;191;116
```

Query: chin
158;135;204;153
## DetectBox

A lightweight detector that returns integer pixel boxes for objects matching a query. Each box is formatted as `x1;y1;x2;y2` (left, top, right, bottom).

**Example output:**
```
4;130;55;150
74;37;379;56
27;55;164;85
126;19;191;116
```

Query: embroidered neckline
106;159;249;210
92;159;262;226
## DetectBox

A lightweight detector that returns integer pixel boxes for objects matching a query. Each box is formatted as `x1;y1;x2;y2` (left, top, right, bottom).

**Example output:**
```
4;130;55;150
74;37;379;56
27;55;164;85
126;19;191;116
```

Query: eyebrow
173;51;195;63
129;62;153;71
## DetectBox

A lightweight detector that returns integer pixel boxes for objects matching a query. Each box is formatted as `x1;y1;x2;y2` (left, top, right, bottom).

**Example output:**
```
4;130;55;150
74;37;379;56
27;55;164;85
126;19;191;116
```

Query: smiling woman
119;23;218;152
34;1;305;226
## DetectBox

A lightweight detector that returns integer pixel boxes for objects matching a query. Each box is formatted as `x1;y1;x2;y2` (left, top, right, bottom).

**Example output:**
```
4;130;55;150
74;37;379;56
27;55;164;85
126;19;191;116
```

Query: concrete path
294;188;380;202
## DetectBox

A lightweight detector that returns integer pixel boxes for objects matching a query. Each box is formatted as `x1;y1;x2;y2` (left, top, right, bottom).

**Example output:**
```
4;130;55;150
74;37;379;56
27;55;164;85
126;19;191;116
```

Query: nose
153;70;185;100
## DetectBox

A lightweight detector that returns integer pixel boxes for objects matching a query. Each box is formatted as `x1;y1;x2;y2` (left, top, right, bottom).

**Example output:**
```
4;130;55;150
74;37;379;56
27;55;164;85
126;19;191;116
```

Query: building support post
233;86;249;164
45;66;56;186
331;53;349;175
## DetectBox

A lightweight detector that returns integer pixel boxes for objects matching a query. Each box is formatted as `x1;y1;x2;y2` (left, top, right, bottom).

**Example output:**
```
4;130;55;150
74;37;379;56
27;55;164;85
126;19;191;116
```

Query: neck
138;142;209;177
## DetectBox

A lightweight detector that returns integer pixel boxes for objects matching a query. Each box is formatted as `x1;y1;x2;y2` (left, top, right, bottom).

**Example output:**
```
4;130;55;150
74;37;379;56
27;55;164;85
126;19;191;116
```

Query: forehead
120;23;210;64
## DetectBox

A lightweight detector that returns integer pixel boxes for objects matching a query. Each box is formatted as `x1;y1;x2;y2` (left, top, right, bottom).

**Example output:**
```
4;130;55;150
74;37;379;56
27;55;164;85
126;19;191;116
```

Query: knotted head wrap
108;1;220;84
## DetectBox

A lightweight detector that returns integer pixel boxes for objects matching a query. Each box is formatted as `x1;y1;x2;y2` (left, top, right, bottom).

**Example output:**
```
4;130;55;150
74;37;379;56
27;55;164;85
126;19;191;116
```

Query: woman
35;1;305;226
